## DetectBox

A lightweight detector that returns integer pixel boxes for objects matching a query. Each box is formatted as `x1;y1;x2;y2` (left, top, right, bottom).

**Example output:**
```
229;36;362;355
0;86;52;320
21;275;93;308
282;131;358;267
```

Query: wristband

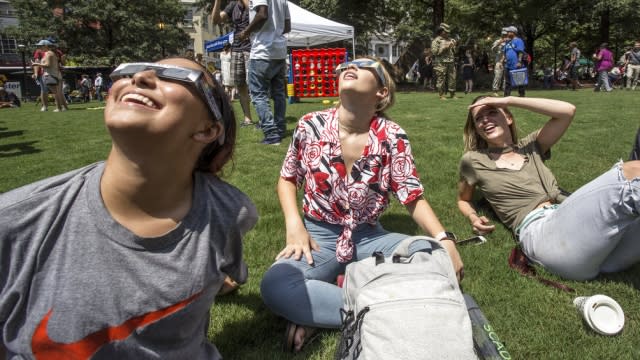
435;231;457;241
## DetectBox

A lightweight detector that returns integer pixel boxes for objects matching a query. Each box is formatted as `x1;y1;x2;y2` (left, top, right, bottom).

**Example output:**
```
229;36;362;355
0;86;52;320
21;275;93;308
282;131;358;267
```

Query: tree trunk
433;0;444;33
599;6;610;44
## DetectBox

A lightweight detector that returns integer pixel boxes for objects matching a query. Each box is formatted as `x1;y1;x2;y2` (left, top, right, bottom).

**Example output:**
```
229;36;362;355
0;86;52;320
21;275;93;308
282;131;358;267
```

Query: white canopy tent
287;3;355;56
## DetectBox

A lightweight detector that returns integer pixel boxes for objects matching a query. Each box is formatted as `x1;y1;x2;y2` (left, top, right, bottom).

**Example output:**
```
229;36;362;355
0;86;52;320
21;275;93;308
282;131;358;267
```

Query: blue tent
205;32;233;53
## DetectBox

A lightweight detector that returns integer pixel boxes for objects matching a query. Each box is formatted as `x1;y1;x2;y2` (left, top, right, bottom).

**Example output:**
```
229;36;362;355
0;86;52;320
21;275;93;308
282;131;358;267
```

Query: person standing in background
31;40;49;111
461;49;475;94
32;39;66;112
220;43;234;99
491;29;508;96
431;23;458;100
593;43;614;92
567;42;581;91
417;47;434;91
502;26;526;97
624;41;640;90
212;0;255;127
80;74;92;102
94;73;104;102
238;0;291;145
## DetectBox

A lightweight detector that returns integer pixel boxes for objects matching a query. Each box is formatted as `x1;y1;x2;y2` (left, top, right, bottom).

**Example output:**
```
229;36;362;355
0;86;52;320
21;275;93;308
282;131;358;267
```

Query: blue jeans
595;70;612;91
260;218;431;328
519;161;640;280
95;86;103;101
248;58;287;140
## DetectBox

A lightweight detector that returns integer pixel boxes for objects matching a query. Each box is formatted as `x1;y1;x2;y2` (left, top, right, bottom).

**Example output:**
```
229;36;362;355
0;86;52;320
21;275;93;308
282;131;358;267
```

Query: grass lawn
1;89;639;359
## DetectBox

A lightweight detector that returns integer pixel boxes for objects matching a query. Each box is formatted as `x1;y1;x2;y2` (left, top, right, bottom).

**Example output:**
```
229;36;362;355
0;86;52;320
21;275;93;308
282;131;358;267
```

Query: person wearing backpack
260;57;464;353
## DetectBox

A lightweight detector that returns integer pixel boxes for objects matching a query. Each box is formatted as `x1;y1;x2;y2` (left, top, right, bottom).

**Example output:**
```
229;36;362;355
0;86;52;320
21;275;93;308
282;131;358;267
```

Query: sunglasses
110;62;223;123
335;59;386;86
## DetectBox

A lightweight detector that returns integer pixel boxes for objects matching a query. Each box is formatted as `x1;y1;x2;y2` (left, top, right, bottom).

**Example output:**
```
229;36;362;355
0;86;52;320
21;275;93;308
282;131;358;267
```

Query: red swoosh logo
32;291;202;360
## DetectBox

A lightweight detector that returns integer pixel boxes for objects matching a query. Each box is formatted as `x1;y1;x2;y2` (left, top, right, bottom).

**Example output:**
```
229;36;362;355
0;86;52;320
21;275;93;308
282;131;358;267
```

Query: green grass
2;90;640;359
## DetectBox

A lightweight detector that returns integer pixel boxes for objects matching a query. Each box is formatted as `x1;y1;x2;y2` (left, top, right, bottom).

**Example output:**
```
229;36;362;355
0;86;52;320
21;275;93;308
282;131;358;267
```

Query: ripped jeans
519;161;640;280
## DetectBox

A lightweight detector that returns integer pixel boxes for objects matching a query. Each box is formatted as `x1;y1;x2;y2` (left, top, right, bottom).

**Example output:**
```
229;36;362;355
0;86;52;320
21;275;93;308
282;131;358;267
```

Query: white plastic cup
573;295;625;336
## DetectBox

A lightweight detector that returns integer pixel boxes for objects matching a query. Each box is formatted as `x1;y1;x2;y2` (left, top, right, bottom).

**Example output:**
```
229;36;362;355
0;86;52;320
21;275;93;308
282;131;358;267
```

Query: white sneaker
53;109;61;112
40;107;47;112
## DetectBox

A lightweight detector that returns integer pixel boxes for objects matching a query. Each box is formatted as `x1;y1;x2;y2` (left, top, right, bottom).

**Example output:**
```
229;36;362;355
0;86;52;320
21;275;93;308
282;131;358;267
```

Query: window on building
183;7;194;28
0;35;17;54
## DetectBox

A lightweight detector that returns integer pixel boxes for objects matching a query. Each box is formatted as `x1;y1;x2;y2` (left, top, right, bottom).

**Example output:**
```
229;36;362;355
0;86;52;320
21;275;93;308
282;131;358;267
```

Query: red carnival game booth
287;3;354;101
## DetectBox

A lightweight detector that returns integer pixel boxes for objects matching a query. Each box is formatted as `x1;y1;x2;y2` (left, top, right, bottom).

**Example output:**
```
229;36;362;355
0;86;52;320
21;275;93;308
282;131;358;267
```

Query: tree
8;0;191;66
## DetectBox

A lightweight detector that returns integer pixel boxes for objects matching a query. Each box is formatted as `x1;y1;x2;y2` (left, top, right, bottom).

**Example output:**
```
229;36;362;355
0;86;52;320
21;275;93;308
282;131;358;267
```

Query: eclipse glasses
110;62;223;123
335;59;386;86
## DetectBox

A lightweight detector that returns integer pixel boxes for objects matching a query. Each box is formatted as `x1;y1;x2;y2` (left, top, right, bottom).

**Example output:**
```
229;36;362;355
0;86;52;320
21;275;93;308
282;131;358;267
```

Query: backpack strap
390;236;435;258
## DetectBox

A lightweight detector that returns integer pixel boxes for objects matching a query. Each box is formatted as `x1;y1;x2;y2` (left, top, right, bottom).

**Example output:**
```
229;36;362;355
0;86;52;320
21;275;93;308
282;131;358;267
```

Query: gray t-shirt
459;132;563;231
0;162;258;359
224;1;251;52
571;47;581;64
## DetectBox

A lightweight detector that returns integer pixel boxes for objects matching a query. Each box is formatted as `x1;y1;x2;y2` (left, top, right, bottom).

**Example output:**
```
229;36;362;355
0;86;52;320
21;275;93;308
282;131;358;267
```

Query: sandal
240;121;254;127
283;322;319;353
217;276;240;296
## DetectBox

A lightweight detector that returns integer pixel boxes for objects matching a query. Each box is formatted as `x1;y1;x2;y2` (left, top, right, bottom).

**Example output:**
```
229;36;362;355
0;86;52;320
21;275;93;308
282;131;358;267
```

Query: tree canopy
7;0;191;66
6;0;640;70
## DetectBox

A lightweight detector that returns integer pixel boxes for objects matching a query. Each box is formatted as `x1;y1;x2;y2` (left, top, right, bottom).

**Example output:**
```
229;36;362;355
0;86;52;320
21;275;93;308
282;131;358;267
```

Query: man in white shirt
94;73;104;102
238;0;291;145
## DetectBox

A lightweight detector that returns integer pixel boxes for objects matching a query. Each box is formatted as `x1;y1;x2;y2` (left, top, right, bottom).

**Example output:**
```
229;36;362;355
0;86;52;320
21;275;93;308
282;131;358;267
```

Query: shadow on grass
598;263;640;290
285;115;298;124
0;130;24;139
380;213;420;235
211;292;295;359
0;141;41;157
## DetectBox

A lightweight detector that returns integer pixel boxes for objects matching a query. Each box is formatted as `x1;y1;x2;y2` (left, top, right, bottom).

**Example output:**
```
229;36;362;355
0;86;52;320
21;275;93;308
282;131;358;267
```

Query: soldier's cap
505;26;518;34
439;23;451;33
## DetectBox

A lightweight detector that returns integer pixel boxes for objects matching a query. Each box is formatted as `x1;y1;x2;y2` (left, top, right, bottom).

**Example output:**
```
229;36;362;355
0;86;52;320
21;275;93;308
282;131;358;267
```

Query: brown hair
189;59;237;176
463;95;518;152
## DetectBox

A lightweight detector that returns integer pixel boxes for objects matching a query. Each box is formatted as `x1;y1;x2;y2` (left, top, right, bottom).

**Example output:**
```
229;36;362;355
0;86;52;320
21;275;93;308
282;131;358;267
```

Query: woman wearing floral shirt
260;57;464;353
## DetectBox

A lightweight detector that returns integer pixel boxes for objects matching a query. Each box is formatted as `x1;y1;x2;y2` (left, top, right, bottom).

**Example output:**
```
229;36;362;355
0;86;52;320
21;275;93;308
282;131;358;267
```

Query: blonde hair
373;58;396;115
463;96;518;152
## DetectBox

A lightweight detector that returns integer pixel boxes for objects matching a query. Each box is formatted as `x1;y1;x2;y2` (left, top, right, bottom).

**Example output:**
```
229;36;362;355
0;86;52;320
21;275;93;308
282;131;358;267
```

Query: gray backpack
335;236;477;360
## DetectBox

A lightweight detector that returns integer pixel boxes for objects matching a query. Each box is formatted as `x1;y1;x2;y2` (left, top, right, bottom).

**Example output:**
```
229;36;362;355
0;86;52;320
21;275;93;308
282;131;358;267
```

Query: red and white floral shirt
280;108;424;262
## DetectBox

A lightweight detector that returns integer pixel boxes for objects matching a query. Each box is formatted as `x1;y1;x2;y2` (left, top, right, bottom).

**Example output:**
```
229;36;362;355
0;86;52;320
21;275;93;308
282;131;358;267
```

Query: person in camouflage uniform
431;23;458;99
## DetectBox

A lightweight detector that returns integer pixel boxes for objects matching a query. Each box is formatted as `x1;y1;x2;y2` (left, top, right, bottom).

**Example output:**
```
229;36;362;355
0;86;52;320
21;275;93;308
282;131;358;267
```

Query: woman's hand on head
276;223;320;265
468;96;511;110
470;215;495;235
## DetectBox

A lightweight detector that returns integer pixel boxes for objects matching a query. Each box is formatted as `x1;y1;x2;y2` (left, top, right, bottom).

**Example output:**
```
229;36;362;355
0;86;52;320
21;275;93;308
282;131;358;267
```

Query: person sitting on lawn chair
457;95;640;281
0;57;257;359
260;56;464;353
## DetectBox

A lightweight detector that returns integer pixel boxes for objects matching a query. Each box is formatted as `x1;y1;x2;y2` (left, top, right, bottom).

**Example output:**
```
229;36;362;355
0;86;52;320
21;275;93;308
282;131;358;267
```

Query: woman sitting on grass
457;95;640;281
260;57;464;353
0;58;257;359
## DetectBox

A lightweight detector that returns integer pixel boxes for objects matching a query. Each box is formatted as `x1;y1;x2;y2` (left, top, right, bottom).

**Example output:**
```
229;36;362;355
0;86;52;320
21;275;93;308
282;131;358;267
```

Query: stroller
608;65;625;89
